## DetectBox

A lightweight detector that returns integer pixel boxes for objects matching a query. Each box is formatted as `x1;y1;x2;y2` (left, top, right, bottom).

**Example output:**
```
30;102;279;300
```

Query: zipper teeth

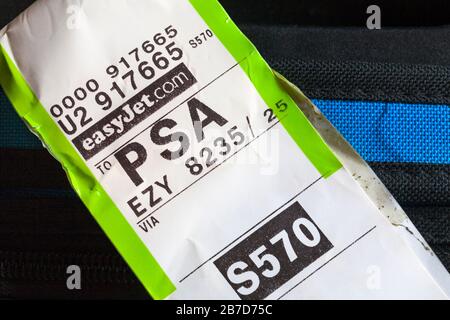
0;251;138;285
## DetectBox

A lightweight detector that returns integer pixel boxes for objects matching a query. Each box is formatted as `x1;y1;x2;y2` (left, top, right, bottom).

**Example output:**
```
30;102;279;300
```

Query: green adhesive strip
0;45;175;300
189;0;342;178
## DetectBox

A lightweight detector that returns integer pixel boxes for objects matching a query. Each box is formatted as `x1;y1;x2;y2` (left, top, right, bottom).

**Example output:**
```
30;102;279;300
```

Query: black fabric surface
269;57;450;105
241;25;450;104
241;25;450;66
220;0;450;27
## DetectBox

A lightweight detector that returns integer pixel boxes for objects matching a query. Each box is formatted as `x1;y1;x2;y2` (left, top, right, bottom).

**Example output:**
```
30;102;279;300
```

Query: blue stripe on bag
1;90;43;149
313;99;449;164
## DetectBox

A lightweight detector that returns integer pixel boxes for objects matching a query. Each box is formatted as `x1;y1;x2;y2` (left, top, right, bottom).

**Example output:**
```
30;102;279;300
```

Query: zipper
0;251;138;285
